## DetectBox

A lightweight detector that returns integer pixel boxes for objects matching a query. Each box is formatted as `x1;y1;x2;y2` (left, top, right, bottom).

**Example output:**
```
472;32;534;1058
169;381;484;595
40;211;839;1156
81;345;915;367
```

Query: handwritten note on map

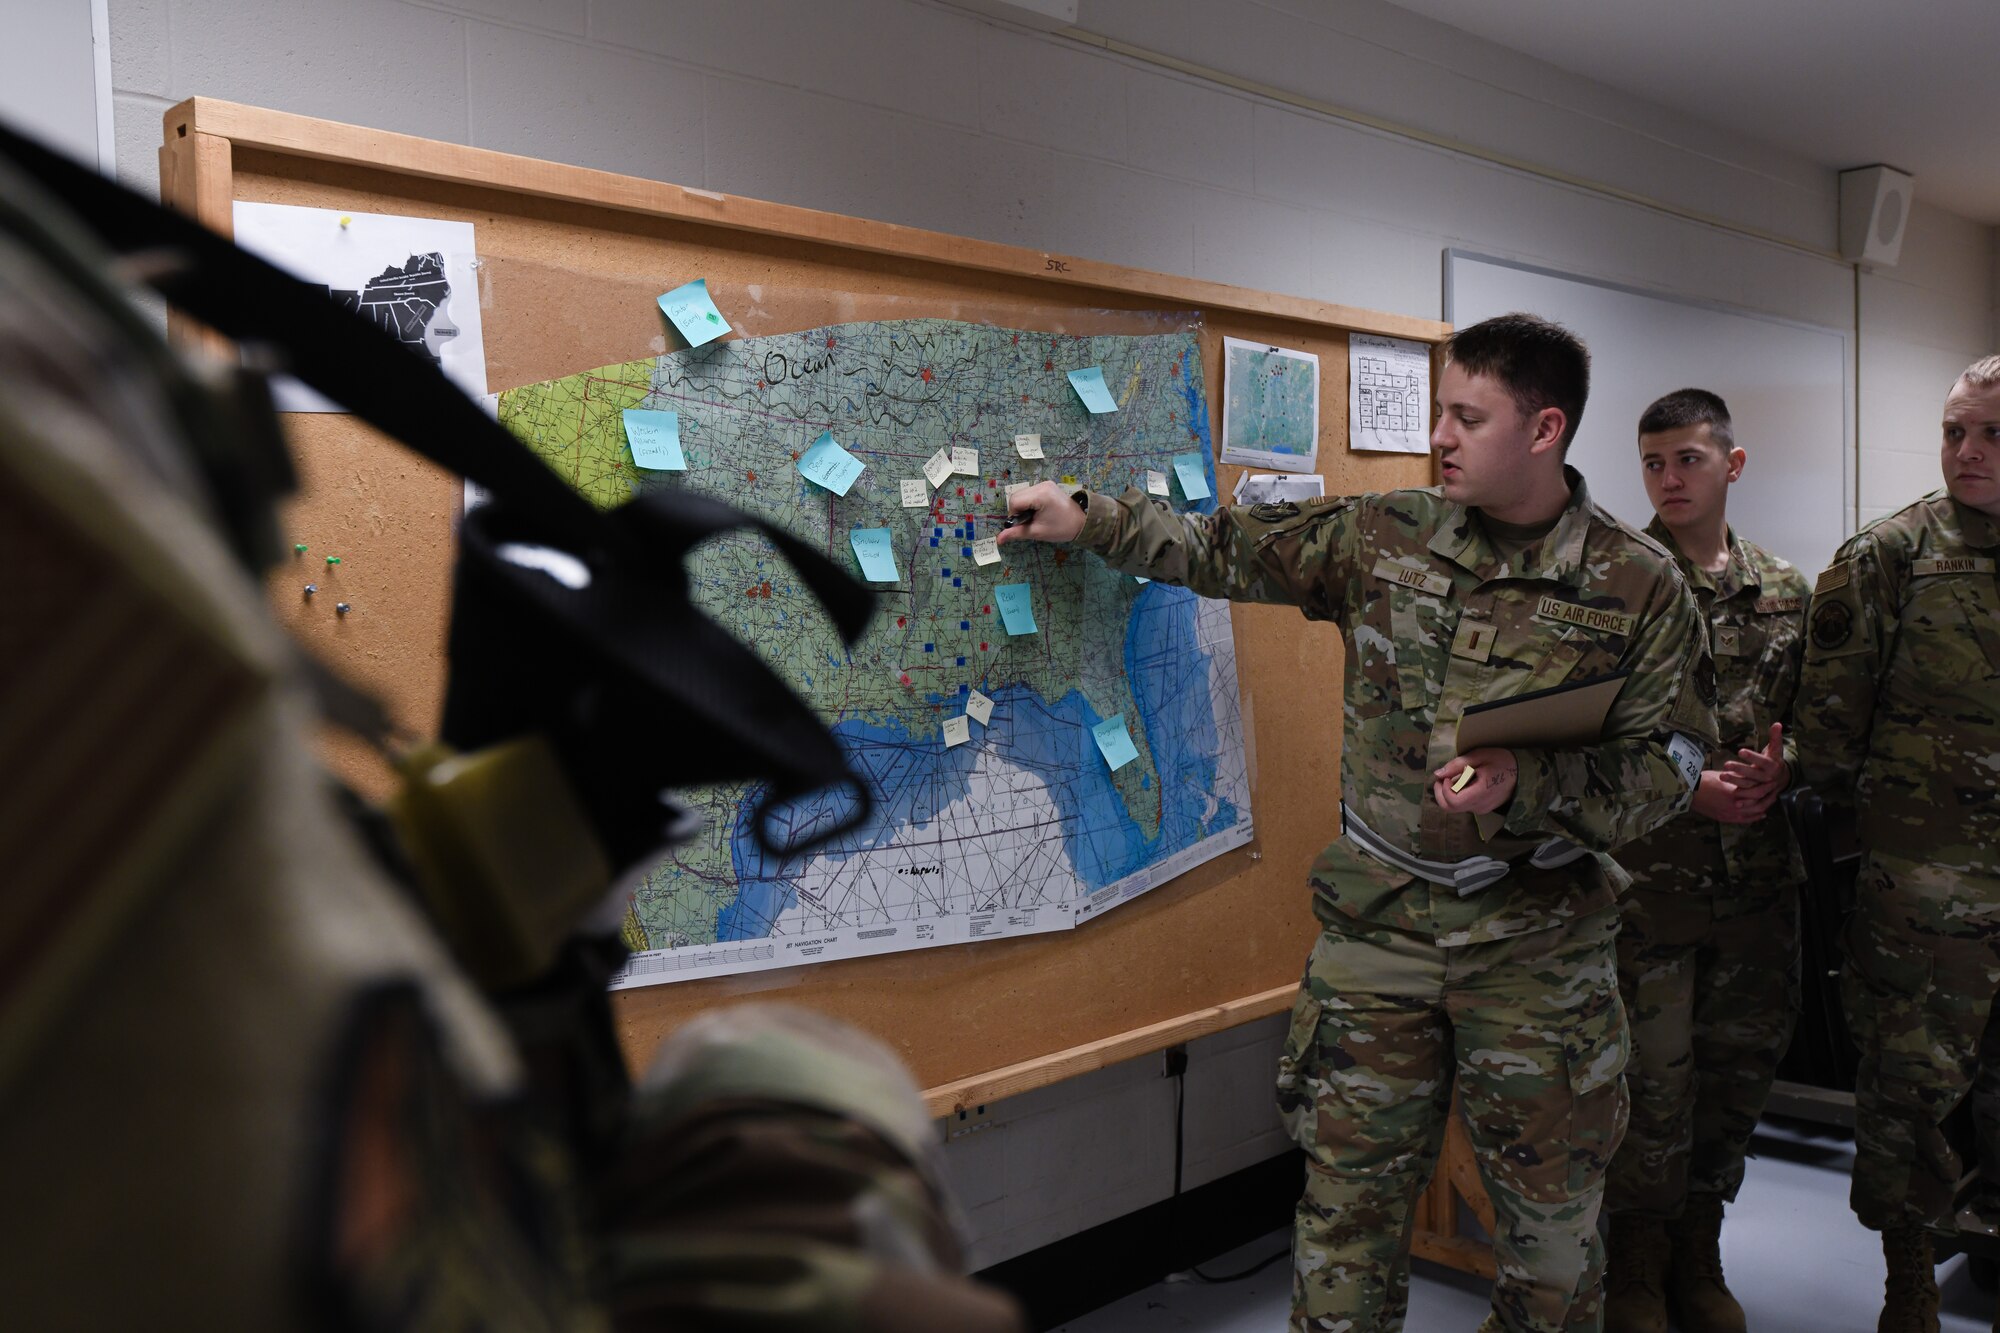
657;278;732;349
493;318;1252;984
798;431;865;495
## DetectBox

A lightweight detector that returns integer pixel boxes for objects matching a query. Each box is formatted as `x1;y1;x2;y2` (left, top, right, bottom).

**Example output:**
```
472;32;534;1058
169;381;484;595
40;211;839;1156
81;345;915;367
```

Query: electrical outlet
945;1104;998;1141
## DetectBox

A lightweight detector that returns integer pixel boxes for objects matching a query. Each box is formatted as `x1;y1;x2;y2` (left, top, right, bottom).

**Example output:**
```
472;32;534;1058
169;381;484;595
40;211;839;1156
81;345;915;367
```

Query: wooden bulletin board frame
157;97;1448;1119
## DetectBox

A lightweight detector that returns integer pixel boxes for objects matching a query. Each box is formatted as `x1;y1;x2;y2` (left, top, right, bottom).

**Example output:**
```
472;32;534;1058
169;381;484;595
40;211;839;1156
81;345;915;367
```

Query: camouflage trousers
1843;852;2000;1231
1275;907;1629;1333
1605;885;1799;1217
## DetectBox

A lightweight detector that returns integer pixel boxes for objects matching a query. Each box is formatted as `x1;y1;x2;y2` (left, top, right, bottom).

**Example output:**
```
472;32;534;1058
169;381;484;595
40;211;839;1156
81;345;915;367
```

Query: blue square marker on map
1172;451;1212;501
797;431;865;495
1068;366;1120;414
621;408;685;470
850;528;899;583
995;583;1038;635
1092;714;1140;771
657;278;731;348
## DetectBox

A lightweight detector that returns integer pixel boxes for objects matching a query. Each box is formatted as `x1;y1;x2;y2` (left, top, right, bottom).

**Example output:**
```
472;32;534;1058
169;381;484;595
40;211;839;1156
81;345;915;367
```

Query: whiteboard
1444;251;1852;577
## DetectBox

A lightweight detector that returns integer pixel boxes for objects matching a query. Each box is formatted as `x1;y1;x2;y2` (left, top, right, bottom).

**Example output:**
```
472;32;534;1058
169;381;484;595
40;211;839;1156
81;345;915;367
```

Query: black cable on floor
1168;1048;1291;1284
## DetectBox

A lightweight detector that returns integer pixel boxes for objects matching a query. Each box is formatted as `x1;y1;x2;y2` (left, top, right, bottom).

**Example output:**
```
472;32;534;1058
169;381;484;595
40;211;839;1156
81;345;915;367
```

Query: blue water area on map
715;578;1237;941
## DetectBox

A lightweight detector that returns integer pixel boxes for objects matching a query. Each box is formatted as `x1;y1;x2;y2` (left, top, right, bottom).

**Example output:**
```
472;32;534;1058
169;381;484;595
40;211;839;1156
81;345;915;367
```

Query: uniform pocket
1564;984;1632;1197
1389;585;1456;706
1274;986;1326;1148
1840;906;1943;1110
1946;580;2000;677
1347;584;1402;719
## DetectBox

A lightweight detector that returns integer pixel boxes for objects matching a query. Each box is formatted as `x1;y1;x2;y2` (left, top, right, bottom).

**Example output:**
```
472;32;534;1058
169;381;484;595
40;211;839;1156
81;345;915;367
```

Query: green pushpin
293;543;308;554
325;555;341;566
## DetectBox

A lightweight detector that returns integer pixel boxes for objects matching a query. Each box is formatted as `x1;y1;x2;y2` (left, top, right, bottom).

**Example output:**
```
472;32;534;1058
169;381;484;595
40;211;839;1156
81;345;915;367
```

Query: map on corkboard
492;317;1253;987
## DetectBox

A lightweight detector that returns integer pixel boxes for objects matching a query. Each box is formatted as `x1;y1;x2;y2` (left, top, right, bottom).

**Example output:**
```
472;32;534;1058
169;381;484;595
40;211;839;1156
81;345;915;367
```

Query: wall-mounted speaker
1838;165;1915;268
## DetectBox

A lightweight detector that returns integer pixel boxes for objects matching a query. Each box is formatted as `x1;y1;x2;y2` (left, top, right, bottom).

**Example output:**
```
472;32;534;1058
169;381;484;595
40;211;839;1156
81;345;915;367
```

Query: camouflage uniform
1606;522;1807;1219
1797;491;2000;1232
1071;472;1718;1332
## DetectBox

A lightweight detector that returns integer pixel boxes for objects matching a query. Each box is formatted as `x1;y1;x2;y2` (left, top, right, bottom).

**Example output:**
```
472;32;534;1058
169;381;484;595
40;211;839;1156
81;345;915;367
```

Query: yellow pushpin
1450;765;1477;794
338;215;352;228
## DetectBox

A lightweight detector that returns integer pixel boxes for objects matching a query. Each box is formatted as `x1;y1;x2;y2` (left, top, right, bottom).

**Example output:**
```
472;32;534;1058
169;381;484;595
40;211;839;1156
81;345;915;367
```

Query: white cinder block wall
101;0;1997;1267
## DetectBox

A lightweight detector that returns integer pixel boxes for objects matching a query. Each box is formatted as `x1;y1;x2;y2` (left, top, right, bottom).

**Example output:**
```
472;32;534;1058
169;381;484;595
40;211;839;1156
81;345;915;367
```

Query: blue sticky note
1068;366;1120;414
621;408;685;470
995;583;1038;635
1092;714;1140;771
850;528;899;583
1172;452;1212;501
657;278;731;348
797;431;865;495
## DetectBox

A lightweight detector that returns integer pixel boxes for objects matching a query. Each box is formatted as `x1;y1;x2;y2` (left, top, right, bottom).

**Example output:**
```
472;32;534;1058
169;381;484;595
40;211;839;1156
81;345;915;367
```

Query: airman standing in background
1797;354;2000;1333
1601;389;1808;1333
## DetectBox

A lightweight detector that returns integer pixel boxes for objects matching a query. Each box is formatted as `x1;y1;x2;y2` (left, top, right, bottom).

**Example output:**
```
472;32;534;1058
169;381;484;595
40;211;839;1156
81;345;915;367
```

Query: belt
1340;802;1591;897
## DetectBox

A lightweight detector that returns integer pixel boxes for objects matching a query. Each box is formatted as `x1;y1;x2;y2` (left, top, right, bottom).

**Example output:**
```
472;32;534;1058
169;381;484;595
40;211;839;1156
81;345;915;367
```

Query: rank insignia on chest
1715;626;1744;656
1451;619;1497;663
1370;557;1453;597
1531;594;1636;637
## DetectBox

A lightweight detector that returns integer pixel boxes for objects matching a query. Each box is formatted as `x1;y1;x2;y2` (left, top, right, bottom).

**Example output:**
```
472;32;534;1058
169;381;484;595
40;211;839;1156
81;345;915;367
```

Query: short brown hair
1442;313;1591;451
1638;388;1734;451
1958;355;2000;389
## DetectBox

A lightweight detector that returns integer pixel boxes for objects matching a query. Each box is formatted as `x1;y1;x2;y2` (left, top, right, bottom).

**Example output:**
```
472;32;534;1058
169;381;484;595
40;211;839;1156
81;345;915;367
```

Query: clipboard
1454;671;1630;753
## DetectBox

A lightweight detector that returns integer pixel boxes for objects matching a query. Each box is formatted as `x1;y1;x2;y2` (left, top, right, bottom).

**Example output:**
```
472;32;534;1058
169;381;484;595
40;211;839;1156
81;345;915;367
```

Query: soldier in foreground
0;128;1021;1333
1002;314;1718;1333
1600;390;1808;1333
1798;355;2000;1333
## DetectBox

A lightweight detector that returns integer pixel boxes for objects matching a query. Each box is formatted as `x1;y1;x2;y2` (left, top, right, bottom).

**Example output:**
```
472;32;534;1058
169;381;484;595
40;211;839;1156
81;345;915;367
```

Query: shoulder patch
1810;599;1855;650
1815;562;1851;595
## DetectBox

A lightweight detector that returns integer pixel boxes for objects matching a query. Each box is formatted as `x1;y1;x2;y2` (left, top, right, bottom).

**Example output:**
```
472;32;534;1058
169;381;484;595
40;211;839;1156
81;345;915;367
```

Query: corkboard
160;99;1447;1113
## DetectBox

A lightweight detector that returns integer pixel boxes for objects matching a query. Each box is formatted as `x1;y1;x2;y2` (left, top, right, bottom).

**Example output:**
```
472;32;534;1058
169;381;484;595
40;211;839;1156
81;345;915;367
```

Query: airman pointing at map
1004;313;1719;1333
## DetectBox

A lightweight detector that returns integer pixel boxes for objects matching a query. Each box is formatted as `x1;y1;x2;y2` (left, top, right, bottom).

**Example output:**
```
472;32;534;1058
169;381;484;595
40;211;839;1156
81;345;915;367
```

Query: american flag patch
0;474;263;1081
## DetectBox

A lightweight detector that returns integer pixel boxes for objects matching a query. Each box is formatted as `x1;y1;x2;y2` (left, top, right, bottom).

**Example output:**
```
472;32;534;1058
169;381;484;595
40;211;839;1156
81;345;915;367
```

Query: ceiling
1376;0;2000;223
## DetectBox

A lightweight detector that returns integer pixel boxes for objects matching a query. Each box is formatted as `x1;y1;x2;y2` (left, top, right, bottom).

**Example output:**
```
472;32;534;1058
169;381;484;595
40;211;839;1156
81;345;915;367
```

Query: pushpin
338;215;351;228
1450;765;1477;794
293;542;308;555
325;555;341;565
335;602;351;615
303;583;317;597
